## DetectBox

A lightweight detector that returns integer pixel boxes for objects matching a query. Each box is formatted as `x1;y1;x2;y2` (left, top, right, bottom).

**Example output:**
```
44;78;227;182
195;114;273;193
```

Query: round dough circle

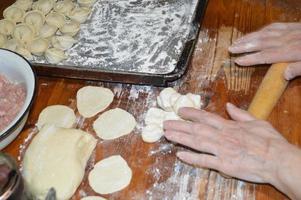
77;86;114;118
93;108;136;140
36;105;76;130
88;155;132;195
81;196;107;200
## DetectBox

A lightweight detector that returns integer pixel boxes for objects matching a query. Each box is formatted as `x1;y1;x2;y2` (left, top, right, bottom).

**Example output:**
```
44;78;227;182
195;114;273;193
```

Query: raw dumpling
45;47;67;64
0;19;15;36
15;46;33;60
13;23;34;46
29;37;49;56
23;10;45;35
51;35;77;50
32;0;55;15
78;0;96;7
0;34;7;48
68;7;91;23
3;39;21;51
13;0;33;11
40;23;58;38
46;12;66;28
54;0;75;15
60;20;80;36
3;6;25;23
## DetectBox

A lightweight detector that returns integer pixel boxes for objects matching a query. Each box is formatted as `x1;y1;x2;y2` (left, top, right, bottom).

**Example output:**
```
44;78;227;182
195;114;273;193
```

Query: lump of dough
40;23;58;39
78;0;97;7
45;47;67;64
46;11;66;28
29;37;49;56
22;125;97;200
172;93;201;114
32;0;55;15
81;197;107;200
157;87;180;112
76;86;114;118
60;20;80;36
142;124;164;143
88;155;132;195
3;6;25;23
51;35;77;50
0;19;15;36
68;7;91;23
144;107;166;127
93;108;136;140
36;105;76;130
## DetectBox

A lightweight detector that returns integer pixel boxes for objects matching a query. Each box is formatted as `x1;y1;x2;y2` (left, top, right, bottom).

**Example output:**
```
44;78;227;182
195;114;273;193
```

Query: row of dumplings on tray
0;0;96;63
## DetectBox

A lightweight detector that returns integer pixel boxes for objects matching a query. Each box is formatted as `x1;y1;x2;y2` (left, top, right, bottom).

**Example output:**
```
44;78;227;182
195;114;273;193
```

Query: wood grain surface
2;0;301;199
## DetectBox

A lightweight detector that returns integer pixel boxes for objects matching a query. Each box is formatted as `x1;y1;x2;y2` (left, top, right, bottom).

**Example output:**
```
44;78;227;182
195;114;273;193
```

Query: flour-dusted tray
34;0;208;86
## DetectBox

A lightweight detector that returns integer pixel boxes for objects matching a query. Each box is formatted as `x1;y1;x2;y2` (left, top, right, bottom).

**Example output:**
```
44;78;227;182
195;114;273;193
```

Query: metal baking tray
34;0;208;86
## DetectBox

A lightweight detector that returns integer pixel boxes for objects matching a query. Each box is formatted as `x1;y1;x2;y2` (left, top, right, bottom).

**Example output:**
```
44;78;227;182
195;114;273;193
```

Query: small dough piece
81;197;107;200
88;155;132;195
0;34;7;48
23;10;45;35
0;19;15;36
32;0;55;15
39;23;58;38
23;125;97;200
3;6;25;23
45;47;67;64
76;86;114;118
142;124;164;143
36;105;76;130
144;107;166;127
13;0;33;11
54;0;75;15
51;35;77;50
13;23;34;46
29;37;49;56
172;93;201;114
157;87;180;112
60;20;80;36
93;108;136;140
68;7;91;23
78;0;97;7
46;11;66;28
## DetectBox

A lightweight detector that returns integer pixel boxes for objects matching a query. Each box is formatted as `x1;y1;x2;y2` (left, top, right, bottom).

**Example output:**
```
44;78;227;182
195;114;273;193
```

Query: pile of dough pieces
142;87;202;143
23;86;135;200
0;0;95;64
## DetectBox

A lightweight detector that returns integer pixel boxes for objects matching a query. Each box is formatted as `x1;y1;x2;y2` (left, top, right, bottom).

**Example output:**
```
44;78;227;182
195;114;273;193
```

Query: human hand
228;23;301;80
163;103;291;184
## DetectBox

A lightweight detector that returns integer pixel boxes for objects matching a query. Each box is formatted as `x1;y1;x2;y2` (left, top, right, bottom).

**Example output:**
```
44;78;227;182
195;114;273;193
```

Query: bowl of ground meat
0;49;36;149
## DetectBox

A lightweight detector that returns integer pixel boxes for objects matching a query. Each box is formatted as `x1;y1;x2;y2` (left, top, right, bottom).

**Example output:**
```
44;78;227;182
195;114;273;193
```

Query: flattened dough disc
93;108;136;140
88;155;132;194
77;86;114;118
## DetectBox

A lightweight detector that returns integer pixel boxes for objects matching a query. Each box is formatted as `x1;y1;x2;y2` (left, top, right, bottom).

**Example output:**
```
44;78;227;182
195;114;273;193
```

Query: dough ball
144;107;166;127
23;125;97;200
93;108;136;140
36;105;76;130
157;87;179;112
76;86;114;118
81;196;107;200
88;155;132;195
142;124;164;143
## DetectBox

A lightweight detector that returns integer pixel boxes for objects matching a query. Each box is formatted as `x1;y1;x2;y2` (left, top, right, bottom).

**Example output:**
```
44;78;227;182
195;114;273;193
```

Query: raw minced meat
0;74;26;132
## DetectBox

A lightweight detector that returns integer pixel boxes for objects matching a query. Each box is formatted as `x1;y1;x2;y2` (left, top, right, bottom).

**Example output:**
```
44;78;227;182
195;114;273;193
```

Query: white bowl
0;48;36;150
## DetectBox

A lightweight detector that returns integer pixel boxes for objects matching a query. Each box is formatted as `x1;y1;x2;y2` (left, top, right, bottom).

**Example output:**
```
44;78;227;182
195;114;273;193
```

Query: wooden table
2;0;301;199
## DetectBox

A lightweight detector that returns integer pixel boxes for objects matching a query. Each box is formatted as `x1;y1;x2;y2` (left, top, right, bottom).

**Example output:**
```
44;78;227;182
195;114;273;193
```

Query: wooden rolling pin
248;63;289;120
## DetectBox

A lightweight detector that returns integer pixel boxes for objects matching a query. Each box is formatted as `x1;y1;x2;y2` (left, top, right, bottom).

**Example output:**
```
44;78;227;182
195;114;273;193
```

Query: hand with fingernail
163;104;301;200
229;23;301;80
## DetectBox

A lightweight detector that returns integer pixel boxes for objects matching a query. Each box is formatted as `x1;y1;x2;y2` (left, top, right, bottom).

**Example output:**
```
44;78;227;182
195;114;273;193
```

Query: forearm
271;143;301;200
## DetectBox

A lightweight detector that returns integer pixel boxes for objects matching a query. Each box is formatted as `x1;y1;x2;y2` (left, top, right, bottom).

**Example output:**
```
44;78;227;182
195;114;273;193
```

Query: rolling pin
248;63;289;120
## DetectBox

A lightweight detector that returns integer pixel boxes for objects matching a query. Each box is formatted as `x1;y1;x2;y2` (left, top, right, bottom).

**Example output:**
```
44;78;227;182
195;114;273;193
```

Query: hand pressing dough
23;125;97;200
88;155;132;195
36;105;76;130
93;108;136;140
77;86;114;118
81;196;107;200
